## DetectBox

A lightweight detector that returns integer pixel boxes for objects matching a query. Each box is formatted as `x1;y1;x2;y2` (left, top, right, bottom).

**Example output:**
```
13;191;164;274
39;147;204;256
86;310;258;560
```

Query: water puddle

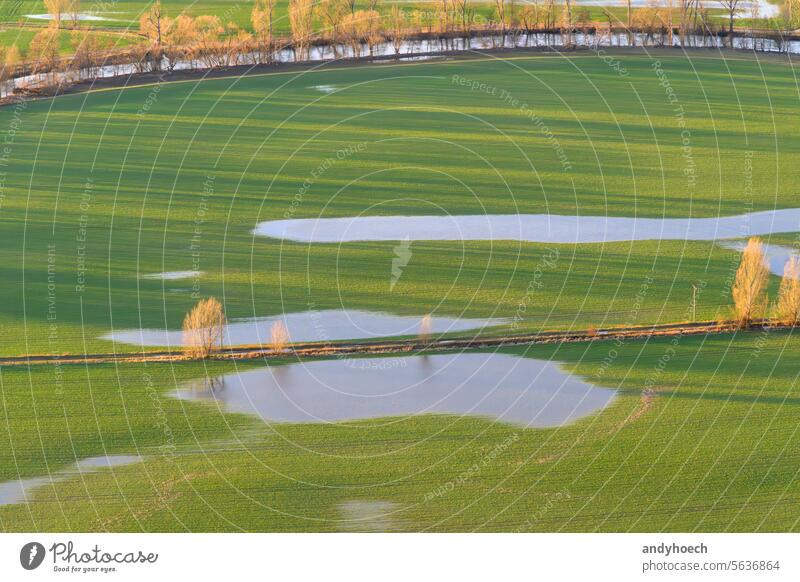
338;500;404;532
173;353;615;428
141;270;202;280
101;309;504;347
254;210;800;244
575;0;779;18
25;13;113;21
719;241;799;277
0;454;142;507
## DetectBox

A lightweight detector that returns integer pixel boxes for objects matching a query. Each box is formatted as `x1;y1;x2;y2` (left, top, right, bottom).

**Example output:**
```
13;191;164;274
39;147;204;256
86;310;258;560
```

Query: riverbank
2;39;798;109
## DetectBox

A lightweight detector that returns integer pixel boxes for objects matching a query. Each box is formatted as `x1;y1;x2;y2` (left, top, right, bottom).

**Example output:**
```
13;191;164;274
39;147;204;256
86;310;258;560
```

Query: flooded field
101;309;505;347
0;455;141;507
174;353;615;428
255;210;800;244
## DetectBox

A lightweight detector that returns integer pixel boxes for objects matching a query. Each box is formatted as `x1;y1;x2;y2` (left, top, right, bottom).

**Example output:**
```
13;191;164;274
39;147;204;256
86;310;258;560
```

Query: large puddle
101;309;504;347
254;209;800;244
0;455;142;506
719;241;799;277
173;353;615;428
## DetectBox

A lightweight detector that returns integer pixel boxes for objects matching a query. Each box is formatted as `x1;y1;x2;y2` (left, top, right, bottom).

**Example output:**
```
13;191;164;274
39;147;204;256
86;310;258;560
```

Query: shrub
774;255;800;325
731;237;769;327
270;320;290;352
182;297;226;358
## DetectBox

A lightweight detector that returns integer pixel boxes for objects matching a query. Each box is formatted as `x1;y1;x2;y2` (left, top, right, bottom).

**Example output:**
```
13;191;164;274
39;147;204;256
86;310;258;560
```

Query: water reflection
255;209;800;244
174;353;615;428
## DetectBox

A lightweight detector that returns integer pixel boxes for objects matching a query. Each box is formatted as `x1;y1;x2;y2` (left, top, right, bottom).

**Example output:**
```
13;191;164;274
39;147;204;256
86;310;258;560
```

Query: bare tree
627;0;633;45
29;28;61;76
252;0;277;63
774;256;800;325
495;0;507;42
387;5;408;54
289;0;315;60
67;0;81;28
270;320;291;352
716;0;742;46
731;237;770;327
453;0;474;36
0;44;20;96
140;0;165;70
562;0;574;47
419;313;433;345
317;0;347;57
678;0;695;46
183;297;227;358
365;9;383;55
44;0;68;28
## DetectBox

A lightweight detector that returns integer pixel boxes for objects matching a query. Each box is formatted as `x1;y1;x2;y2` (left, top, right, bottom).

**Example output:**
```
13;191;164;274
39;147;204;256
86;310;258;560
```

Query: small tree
419;313;433;346
731;237;769;327
140;0;165;71
29;28;61;76
387;5;407;55
252;0;277;63
44;0;68;28
183;297;226;358
289;0;315;60
716;0;742;47
0;44;20;96
774;255;800;325
270;320;290;352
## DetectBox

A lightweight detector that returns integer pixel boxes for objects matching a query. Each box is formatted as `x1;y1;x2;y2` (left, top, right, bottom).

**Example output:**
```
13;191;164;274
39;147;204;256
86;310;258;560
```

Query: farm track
0;319;787;367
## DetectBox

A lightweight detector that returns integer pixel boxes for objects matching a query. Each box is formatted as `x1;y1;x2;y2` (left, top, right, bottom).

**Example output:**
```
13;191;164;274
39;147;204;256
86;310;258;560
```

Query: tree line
2;0;800;95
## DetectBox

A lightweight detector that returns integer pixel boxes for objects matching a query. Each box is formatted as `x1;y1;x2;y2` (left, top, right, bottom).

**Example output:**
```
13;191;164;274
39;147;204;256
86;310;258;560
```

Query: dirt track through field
0;320;786;368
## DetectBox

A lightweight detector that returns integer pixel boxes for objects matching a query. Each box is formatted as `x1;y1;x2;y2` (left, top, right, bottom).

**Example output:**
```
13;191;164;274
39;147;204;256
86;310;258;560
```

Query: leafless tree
270;320;291;352
29;28;61;76
731;237;770;327
289;0;315;60
183;297;227;358
252;0;277;63
774;256;800;325
453;0;474;36
140;0;166;70
716;0;742;46
388;5;408;54
419;314;433;346
562;0;574;47
0;44;20;96
44;0;68;28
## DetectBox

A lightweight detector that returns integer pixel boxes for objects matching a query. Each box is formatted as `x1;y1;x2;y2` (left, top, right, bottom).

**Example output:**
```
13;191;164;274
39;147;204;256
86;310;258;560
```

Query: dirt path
0;320;784;368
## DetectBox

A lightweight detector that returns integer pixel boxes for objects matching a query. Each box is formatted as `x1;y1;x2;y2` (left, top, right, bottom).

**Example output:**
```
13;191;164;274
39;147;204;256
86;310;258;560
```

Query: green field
1;49;799;532
0;51;798;355
0;0;740;56
1;332;799;531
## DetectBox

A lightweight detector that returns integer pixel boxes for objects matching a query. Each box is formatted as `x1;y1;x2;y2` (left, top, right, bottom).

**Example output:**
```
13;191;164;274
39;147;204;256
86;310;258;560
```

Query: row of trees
732;237;800;327
181;298;436;358
7;0;798;88
182;297;291;358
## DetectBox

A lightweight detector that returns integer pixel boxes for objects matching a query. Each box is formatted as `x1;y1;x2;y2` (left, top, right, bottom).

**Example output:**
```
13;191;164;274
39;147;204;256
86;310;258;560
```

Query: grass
0;47;798;533
0;26;138;55
0;50;798;355
0;0;744;56
1;330;799;531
